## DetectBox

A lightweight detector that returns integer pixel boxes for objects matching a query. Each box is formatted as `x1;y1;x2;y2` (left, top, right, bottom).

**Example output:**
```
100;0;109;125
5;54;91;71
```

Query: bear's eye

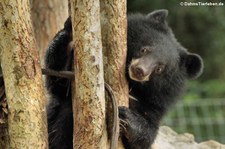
140;47;150;54
155;65;165;74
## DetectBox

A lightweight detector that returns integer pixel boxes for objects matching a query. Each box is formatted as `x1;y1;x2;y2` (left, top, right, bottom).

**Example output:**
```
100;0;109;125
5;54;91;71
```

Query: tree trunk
70;0;107;148
30;0;68;61
0;1;48;148
100;0;128;106
101;1;128;148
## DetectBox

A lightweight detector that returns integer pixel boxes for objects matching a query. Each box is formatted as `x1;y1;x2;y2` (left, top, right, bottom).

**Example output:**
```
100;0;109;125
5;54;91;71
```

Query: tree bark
30;0;68;61
100;1;128;148
70;0;107;148
0;0;48;148
100;0;129;106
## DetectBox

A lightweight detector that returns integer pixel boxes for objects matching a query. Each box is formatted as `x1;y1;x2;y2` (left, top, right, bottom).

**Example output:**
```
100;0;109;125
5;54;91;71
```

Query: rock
153;126;225;149
197;140;225;149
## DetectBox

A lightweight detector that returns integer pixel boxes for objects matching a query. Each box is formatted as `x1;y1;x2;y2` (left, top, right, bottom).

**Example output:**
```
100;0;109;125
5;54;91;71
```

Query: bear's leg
48;101;73;149
45;18;73;149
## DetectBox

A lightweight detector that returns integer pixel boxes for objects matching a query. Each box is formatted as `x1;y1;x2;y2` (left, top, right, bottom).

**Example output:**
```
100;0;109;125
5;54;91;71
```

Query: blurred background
128;0;225;144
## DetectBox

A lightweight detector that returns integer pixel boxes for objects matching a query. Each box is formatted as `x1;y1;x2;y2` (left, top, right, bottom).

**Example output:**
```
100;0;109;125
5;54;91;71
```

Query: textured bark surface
30;0;68;61
100;0;129;107
100;1;128;148
0;0;48;148
70;0;107;148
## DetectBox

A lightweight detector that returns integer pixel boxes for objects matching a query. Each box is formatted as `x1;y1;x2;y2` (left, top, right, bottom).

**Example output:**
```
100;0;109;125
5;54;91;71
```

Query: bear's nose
132;66;145;78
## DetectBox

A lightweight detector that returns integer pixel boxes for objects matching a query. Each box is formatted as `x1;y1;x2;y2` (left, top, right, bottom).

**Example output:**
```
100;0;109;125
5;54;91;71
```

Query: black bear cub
45;10;203;149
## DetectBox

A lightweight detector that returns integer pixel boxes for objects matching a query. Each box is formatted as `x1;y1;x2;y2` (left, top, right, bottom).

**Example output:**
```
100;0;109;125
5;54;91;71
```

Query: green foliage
163;98;225;143
185;80;225;101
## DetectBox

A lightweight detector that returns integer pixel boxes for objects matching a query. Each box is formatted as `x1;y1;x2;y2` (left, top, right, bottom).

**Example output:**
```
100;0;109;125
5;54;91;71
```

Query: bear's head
127;9;203;85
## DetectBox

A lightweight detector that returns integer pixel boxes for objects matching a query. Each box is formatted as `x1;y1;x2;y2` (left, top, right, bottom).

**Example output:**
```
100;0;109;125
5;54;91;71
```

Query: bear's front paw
119;106;145;141
119;107;129;135
119;106;153;149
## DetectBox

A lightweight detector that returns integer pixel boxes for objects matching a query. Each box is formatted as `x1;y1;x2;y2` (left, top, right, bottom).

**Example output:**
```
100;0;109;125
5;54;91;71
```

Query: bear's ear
146;9;168;24
64;16;72;32
184;53;204;79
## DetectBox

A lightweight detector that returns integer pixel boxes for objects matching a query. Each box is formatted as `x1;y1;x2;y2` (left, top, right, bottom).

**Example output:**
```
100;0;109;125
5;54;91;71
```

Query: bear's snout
128;58;157;82
129;63;151;82
131;66;145;80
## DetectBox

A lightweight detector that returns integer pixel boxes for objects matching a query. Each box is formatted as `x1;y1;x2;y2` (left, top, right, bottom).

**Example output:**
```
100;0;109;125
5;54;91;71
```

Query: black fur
119;9;203;149
45;17;73;149
45;10;203;149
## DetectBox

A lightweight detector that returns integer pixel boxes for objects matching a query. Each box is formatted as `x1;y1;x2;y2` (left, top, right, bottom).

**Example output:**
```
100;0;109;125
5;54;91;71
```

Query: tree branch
41;68;74;79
